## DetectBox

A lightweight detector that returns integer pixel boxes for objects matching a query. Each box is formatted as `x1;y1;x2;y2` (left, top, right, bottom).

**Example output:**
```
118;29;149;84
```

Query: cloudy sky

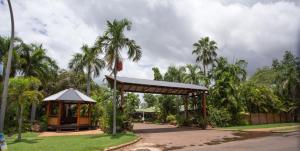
0;0;299;82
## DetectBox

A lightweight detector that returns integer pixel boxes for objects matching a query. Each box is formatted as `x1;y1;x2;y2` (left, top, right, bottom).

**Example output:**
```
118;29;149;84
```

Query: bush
176;115;192;126
166;114;176;124
197;116;208;129
208;106;232;127
237;112;250;125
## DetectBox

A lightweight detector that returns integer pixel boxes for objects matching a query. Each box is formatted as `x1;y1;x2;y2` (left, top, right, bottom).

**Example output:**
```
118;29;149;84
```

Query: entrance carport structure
105;76;208;124
43;88;96;131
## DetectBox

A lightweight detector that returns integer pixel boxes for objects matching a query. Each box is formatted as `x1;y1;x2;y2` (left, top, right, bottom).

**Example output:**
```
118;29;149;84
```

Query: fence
248;113;295;125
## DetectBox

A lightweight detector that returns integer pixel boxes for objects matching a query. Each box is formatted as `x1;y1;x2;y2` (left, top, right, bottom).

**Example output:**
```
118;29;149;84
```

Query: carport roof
105;75;208;95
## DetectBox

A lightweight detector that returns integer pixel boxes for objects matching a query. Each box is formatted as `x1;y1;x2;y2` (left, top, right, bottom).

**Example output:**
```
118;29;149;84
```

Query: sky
0;0;300;83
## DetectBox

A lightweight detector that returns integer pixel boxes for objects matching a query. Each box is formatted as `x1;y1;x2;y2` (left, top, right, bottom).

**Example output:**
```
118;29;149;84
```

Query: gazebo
43;88;96;131
105;76;208;125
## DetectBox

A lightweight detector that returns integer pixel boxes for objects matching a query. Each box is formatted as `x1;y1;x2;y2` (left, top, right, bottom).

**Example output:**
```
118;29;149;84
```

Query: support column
193;95;197;111
46;102;50;117
202;92;207;122
57;102;62;131
88;103;92;129
76;103;81;131
184;95;188;119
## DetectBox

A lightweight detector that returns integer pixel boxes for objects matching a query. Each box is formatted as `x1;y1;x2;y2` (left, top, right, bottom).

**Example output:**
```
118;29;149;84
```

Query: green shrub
208;106;232;127
166;115;176;123
176;115;192;126
197;116;208;129
237;112;250;125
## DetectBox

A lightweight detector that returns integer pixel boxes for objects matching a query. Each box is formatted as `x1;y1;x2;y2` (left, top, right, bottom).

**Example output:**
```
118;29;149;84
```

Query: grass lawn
6;132;137;151
221;122;300;131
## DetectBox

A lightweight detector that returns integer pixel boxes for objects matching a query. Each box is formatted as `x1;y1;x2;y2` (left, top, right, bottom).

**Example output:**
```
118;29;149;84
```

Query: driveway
179;131;300;151
118;123;300;151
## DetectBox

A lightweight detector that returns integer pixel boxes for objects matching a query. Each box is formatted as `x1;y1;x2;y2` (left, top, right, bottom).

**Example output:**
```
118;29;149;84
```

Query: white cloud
0;0;299;82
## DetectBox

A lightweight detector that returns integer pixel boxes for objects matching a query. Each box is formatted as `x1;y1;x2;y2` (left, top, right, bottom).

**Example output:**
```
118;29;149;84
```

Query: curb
104;137;142;151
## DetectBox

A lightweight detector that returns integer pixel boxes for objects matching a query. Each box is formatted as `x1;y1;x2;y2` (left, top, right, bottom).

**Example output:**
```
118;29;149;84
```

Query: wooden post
193;95;197;111
57;102;62;131
76;103;81;131
88;103;92;129
184;95;188;119
46;102;50;116
201;92;207;122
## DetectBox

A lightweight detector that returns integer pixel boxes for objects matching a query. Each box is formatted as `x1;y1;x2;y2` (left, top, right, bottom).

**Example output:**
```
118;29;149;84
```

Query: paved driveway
180;131;300;151
118;123;300;151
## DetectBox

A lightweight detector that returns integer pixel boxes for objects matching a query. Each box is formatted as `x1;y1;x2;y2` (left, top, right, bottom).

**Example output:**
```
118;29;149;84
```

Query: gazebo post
57;102;62;132
193;95;197;111
46;102;50;117
76;102;81;131
88;103;92;129
184;95;188;119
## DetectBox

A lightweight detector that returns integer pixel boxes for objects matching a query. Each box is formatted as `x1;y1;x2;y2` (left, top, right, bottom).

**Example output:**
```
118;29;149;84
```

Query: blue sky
0;0;299;82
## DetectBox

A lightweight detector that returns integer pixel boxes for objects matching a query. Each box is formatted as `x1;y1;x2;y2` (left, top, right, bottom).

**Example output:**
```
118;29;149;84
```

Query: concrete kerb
104;137;142;151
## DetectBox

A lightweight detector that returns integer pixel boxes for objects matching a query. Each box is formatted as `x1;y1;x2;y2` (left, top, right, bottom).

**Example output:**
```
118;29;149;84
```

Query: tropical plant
152;67;163;80
192;37;218;78
8;77;42;140
124;93;140;119
184;64;205;85
69;44;105;95
18;43;58;123
95;18;142;135
210;57;247;124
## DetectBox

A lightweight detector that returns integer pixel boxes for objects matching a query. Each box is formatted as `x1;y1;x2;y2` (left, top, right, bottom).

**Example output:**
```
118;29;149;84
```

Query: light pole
0;0;15;132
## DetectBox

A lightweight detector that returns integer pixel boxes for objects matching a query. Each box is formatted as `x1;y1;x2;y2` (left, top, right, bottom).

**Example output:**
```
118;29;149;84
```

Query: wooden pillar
184;95;188;119
88;103;92;129
76;103;81;131
201;92;207;121
46;102;51;116
193;95;197;110
57;102;62;131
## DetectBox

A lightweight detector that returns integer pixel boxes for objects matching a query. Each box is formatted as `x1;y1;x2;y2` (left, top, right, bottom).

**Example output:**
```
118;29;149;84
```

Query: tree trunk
18;104;23;140
112;66;117;135
203;64;206;77
0;0;15;132
86;66;91;96
30;103;37;124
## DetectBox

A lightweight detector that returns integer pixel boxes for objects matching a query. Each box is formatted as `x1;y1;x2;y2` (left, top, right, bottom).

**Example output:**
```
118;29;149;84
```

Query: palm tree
184;64;204;85
19;43;58;123
0;36;22;79
0;0;15;132
95;19;142;135
192;37;218;78
69;44;105;96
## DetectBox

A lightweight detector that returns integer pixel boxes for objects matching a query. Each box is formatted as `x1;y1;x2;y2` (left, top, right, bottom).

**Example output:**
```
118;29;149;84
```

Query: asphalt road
180;131;300;151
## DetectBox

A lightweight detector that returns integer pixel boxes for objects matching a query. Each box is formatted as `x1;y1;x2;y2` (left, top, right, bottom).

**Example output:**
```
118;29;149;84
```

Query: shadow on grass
7;138;43;145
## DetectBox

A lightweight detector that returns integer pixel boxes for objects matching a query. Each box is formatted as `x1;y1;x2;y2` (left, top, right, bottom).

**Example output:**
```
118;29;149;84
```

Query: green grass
221;122;300;130
6;132;137;151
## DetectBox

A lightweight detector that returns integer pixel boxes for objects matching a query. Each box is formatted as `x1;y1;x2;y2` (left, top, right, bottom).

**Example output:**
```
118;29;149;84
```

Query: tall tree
0;0;15;132
184;64;204;85
69;44;105;96
152;67;163;80
95;19;142;135
192;37;218;79
18;43;58;123
8;77;42;140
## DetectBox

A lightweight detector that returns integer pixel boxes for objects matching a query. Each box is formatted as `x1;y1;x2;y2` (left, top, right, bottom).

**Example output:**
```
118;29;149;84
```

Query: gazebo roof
105;75;207;95
43;88;96;103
